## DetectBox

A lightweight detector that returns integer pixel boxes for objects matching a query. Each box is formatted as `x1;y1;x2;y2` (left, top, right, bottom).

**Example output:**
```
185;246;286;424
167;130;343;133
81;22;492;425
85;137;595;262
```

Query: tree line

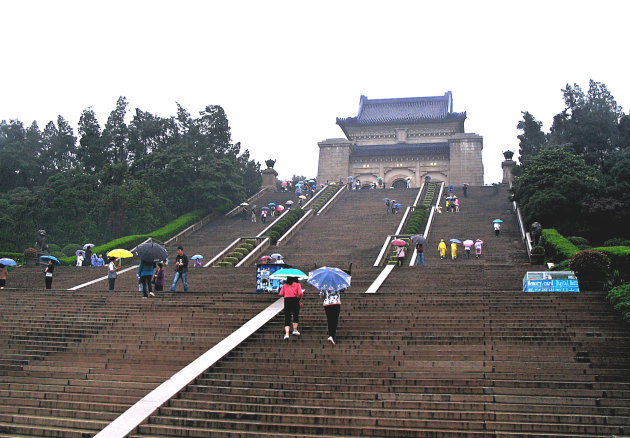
0;97;262;252
511;80;630;243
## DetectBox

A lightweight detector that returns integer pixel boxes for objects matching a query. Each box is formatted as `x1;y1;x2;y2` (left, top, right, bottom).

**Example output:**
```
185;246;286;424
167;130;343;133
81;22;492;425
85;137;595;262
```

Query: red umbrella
391;239;406;247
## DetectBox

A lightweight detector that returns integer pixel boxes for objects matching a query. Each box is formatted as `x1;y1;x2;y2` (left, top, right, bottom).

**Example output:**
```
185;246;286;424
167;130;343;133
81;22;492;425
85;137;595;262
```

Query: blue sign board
523;271;579;292
256;263;291;293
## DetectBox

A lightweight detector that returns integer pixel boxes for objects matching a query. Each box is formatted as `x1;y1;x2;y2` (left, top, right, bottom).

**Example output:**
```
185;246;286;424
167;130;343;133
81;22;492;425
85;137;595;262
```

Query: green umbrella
269;268;308;280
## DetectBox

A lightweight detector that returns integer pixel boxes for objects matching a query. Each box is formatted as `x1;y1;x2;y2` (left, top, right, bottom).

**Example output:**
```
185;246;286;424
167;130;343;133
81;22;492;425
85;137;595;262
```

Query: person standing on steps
153;262;165;292
395;245;406;266
107;257;122;290
137;259;155;298
44;259;54;289
451;241;458;260
320;287;343;345
279;276;303;340
494;221;501;237
475;239;483;258
171;246;189;292
462;184;468;197
415;243;425;266
438;239;447;260
0;264;8;289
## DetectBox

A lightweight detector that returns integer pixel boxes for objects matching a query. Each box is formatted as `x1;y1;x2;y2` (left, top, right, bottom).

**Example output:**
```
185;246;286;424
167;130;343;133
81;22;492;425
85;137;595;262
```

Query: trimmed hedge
59;210;204;265
590;246;630;280
541;229;580;263
404;205;428;235
567;236;591;250
0;252;25;265
607;284;630;322
265;208;306;244
308;185;342;212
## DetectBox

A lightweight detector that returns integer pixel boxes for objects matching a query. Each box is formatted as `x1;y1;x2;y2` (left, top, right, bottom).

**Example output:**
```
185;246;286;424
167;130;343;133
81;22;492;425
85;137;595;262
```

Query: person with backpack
415;243;425;266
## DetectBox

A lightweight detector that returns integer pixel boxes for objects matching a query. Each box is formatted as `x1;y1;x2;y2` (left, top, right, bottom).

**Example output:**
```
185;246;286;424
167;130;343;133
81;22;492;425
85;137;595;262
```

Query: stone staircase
1;185;630;437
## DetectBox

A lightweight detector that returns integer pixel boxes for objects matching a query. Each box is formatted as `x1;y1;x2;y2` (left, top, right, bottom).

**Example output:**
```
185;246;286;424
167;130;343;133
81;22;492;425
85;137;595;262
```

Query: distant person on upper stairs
454;197;460;212
451;241;458;260
438;239;447;260
279;276;303;340
95;254;104;267
462;183;468;197
463;240;473;259
251;207;257;223
385;199;390;214
44;259;54;289
475;239;484;258
261;209;267;223
494;221;501;237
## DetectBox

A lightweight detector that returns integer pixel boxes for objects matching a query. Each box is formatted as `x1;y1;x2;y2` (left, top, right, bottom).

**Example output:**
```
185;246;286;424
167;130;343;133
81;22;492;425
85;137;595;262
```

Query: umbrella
445;196;455;201
377;177;383;180
299;195;307;199
410;235;427;245
269;268;308;280
493;219;503;223
391;239;406;247
107;248;134;258
191;254;204;260
463;183;469;186
268;202;276;206
286;200;294;205
135;242;168;263
295;183;303;187
0;258;17;267
271;253;283;259
281;181;287;186
406;176;411;180
320;183;326;187
450;239;461;244
40;255;60;264
308;267;351;292
394;203;402;208
239;202;248;206
260;256;272;261
382;198;389;202
476;239;484;244
347;176;353;180
276;205;285;212
83;243;95;249
463;239;474;247
308;179;315;182
75;250;85;256
261;206;269;211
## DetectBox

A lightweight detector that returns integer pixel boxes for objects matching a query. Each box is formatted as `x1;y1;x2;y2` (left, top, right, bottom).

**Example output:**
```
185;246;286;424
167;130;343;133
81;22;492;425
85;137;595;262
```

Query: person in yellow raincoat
451;241;458;260
438;239;447;260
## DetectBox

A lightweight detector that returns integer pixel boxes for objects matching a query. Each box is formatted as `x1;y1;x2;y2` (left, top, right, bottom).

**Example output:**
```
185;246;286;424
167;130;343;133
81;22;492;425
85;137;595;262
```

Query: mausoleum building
317;92;484;188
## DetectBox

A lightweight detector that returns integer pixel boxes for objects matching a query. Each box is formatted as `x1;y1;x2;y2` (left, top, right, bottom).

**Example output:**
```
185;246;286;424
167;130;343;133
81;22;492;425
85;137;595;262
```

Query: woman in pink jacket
279;276;304;340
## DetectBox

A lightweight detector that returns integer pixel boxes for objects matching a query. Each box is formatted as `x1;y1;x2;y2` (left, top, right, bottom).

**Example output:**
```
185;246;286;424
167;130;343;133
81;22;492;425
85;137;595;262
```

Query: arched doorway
391;179;407;189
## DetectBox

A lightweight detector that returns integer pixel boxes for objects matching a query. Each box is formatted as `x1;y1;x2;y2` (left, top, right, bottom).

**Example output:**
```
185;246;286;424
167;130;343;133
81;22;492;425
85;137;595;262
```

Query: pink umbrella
463;239;474;247
276;205;285;212
260;256;272;261
281;181;287;186
391;239;406;247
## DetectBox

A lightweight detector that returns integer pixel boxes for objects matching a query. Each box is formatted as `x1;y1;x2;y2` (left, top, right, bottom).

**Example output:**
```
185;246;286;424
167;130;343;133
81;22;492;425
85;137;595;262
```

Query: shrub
62;244;82;257
23;248;38;258
607;284;630;321
567;236;591;250
47;244;62;253
590;246;630;281
242;243;254;251
217;261;232;267
404;205;428;235
603;237;630;247
228;252;243;261
245;239;257;246
224;257;238;264
236;247;250;255
569;250;611;286
0;252;24;265
541;229;580;263
550;258;571;271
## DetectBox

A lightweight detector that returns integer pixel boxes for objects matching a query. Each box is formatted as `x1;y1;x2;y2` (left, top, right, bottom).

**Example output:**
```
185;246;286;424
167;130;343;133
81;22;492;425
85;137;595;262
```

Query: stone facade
317;92;484;187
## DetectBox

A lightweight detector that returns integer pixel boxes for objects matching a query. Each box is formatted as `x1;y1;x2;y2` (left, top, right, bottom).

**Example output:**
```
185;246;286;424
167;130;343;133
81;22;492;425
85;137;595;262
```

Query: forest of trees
0;97;262;252
511;80;630;243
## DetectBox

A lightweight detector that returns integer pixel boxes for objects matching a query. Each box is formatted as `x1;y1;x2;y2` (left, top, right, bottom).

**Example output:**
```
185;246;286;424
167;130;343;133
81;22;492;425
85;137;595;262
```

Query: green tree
77;107;105;172
511;147;600;235
102;96;129;165
516;111;546;166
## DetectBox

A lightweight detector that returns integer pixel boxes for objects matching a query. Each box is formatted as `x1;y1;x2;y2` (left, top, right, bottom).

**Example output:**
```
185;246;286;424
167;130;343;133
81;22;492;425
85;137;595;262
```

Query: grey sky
2;0;628;183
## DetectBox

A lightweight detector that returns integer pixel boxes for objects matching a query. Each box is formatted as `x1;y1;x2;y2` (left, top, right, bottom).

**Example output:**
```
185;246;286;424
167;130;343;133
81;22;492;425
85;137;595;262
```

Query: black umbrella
135;242;168;263
410;235;427;245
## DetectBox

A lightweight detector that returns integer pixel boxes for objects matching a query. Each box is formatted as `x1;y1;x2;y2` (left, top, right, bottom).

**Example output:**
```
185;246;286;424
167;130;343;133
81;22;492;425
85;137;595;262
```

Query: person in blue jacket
137;259;155;298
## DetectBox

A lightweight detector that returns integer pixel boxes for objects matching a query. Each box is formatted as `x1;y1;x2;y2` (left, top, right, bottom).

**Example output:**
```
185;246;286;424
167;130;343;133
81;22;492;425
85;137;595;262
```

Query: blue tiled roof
350;143;449;158
337;92;466;127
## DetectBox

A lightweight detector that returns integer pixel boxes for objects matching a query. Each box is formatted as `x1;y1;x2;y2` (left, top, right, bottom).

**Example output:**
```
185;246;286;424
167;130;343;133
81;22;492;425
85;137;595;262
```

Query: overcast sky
2;0;629;184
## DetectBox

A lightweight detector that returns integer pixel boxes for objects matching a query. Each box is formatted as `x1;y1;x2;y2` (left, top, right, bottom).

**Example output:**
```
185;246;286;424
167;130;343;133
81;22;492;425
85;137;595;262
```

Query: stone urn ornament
503;150;514;161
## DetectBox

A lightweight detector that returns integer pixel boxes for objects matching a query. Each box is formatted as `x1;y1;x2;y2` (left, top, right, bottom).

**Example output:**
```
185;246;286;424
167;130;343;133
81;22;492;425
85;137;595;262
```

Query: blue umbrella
269;268;308;280
40;255;60;264
191;255;204;260
307;267;351;292
450;239;461;244
268;202;276;206
382;198;389;202
493;219;503;223
394;204;402;208
295;183;303;187
271;253;283;259
0;258;17;267
261;206;269;210
75;250;85;256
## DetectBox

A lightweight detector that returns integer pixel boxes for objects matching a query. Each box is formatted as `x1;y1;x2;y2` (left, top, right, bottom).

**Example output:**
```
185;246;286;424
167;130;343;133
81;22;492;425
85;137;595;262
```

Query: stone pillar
317;138;352;184
261;167;278;191
447;133;484;186
502;150;516;184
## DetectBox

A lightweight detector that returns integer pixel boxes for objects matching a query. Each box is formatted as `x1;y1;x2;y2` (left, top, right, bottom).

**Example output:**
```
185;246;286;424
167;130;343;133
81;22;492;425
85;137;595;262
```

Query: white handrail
373;235;392;267
394;206;411;236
